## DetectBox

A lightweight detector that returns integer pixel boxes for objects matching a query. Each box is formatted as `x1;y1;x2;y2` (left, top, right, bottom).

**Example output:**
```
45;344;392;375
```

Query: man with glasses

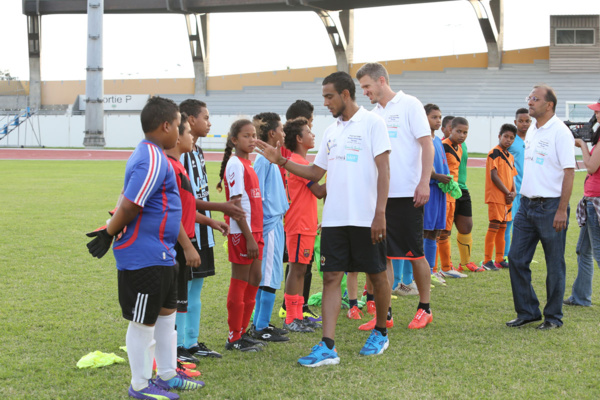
506;85;575;330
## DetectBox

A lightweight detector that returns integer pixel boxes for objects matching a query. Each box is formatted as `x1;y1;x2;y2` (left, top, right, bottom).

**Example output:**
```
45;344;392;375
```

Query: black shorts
190;241;215;279
454;189;472;218
175;243;191;312
385;197;425;259
118;265;178;325
320;226;387;274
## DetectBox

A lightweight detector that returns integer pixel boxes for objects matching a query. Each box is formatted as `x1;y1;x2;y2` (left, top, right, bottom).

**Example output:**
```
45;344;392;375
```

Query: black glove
86;228;114;259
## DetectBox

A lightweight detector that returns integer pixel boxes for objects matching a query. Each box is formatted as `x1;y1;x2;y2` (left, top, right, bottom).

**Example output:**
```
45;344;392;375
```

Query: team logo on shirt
251;188;261;198
228;171;235;187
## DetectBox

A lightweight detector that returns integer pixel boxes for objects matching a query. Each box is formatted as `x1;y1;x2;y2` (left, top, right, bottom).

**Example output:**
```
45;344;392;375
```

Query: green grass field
1;160;598;399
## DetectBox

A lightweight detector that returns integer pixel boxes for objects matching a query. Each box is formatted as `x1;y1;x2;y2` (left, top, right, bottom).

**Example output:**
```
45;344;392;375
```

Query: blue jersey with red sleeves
113;140;182;271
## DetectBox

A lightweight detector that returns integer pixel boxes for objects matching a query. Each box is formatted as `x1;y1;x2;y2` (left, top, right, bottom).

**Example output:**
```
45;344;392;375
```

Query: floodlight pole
83;0;105;149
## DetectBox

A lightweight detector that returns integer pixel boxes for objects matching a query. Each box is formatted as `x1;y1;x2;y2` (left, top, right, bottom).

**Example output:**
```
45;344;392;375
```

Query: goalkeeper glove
86;227;114;259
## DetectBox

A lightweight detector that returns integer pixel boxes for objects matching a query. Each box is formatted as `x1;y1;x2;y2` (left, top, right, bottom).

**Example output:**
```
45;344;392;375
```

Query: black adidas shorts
454;189;472;217
385;197;424;259
118;265;178;325
190;240;216;279
320;226;386;274
175;243;191;313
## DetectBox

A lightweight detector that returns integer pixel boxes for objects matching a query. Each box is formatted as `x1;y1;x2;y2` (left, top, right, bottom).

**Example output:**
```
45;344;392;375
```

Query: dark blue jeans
508;196;569;326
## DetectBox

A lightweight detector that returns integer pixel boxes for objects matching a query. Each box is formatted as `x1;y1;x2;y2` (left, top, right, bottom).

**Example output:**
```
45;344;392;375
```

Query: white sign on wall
78;94;149;111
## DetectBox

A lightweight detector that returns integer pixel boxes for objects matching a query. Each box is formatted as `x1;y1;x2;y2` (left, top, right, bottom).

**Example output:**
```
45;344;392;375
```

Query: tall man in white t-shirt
506;84;575;330
356;63;435;330
256;71;392;366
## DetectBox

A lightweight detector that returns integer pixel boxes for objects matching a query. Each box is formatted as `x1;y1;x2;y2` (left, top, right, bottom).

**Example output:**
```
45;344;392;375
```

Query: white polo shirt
314;107;391;227
521;114;575;198
371;91;431;197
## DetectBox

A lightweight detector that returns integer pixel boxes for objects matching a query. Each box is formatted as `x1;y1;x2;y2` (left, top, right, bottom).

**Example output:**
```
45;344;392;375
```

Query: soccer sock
284;293;299;324
322;337;335;350
303;263;312;304
423;238;437;274
402;262;413;285
504;220;513;257
438;233;451;271
366;293;374;302
418;302;431;314
184;277;204;349
434;246;439;273
387;306;393;320
154;313;177;380
374;325;388;336
281;264;290;311
253;288;263;327
241;284;259;335
349;298;358;309
255;287;276;330
484;222;499;263
296;295;305;321
175;312;186;348
126;322;155;391
392;259;403;289
456;232;473;265
227;278;247;343
495;223;507;263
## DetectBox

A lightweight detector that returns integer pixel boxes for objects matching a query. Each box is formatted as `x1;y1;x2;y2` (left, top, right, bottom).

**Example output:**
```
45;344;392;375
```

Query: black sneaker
177;346;199;363
269;323;288;336
250;326;290;342
283;319;314;333
241;332;268;347
225;339;261;352
187;342;222;358
302;317;322;330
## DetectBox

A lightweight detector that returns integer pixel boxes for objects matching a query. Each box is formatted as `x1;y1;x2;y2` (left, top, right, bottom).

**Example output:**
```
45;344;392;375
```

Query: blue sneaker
128;379;179;399
156;370;205;390
297;341;340;367
359;329;389;356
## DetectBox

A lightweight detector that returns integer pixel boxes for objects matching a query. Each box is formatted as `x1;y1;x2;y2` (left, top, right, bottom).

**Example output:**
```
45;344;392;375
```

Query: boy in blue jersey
86;97;203;400
504;108;530;258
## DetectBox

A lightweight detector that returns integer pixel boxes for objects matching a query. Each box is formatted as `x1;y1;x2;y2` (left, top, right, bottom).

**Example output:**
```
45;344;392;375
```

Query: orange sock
438;233;451;271
296;295;304;321
285;293;299;324
433;245;439;273
495;223;507;262
484;222;499;263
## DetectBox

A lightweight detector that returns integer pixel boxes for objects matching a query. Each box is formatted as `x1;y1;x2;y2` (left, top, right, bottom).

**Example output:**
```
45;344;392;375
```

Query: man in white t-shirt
256;71;392;366
506;84;575;330
356;63;435;330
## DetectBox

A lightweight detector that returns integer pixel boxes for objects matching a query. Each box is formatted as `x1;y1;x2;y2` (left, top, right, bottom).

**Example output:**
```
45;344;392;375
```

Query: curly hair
252;112;281;142
283;117;309;153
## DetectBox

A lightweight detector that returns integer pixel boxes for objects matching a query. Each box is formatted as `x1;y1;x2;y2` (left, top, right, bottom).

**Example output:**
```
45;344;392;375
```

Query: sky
1;0;600;81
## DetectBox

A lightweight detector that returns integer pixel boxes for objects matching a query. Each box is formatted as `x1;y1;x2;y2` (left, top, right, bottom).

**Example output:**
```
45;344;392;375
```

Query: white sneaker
392;283;419;296
407;281;418;291
432;272;447;286
440;269;468;278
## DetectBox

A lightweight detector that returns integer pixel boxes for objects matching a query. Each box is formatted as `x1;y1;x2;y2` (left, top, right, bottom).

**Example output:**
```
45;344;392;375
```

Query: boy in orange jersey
439;117;470;278
482;124;517;271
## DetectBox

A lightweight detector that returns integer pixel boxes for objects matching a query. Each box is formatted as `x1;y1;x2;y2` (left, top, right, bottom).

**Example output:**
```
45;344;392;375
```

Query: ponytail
217;139;233;192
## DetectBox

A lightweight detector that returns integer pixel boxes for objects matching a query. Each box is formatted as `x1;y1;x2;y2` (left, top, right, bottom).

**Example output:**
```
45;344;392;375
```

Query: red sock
241;284;259;335
285;293;299;324
296;295;305;321
227;278;247;343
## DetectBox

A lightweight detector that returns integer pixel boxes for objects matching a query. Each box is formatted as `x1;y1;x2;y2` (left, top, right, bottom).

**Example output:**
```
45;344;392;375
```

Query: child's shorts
488;202;512;222
286;232;317;265
260;223;285;289
118;265;178;325
174;242;191;312
424;185;447;231
228;231;264;265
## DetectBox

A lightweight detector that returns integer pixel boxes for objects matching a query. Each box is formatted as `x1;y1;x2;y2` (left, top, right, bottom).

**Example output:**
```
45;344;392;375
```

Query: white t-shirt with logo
521;114;575;198
314;107;392;227
371;91;431;197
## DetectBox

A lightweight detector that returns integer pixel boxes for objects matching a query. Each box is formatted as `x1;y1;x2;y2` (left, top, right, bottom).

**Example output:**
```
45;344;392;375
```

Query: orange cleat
358;315;394;331
462;262;484;272
366;300;376;316
347;305;363;320
408;308;433;329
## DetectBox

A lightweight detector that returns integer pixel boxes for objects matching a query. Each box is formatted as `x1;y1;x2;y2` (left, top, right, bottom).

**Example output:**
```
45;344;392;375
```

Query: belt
526;196;557;203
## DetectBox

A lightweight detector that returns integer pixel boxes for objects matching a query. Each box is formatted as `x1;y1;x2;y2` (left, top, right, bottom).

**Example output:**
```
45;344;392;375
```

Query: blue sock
254;288;263;326
255;290;276;330
402;261;414;285
175;312;186;347
504;220;513;257
183;277;204;349
423;238;437;274
392;259;404;289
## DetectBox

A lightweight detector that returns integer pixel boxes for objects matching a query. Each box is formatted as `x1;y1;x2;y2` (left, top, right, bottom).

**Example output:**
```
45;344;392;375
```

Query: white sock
154;312;177;380
126;322;155;391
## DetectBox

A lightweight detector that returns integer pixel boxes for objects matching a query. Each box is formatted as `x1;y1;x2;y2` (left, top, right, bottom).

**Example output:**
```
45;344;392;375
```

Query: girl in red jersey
217;120;264;352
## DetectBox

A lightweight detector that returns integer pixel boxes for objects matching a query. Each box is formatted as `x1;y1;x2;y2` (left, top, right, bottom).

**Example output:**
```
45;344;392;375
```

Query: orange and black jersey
442;138;462;182
485;145;517;204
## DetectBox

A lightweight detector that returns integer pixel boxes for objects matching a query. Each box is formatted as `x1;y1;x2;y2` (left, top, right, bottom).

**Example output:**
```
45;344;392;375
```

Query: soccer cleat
297;341;340;367
303;307;323;323
241;332;268;347
440;268;468;278
283;318;314;333
269;323;289;335
178;361;196;370
481;261;500;271
392;283;419;296
455;263;465;273
359;329;389;356
302;317;322;329
358;316;394;331
156;370;205;390
431;273;447;286
366;300;376;316
250;326;290;342
187;342;222;359
462;262;485;272
128;380;180;400
347;305;363;320
176;346;199;364
408;308;433;329
494;261;509;269
177;362;201;378
225;338;262;352
279;307;287;319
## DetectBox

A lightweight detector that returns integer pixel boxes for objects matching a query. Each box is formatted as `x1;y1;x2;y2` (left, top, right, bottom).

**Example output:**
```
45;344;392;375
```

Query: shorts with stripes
118;264;178;325
286;233;316;265
259;222;285;290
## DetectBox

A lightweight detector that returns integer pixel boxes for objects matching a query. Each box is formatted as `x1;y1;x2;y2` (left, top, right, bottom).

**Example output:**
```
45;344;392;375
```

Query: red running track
0;148;486;167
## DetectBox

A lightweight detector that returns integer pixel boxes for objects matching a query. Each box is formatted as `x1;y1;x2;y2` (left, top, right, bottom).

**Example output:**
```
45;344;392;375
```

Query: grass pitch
1;160;598;399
